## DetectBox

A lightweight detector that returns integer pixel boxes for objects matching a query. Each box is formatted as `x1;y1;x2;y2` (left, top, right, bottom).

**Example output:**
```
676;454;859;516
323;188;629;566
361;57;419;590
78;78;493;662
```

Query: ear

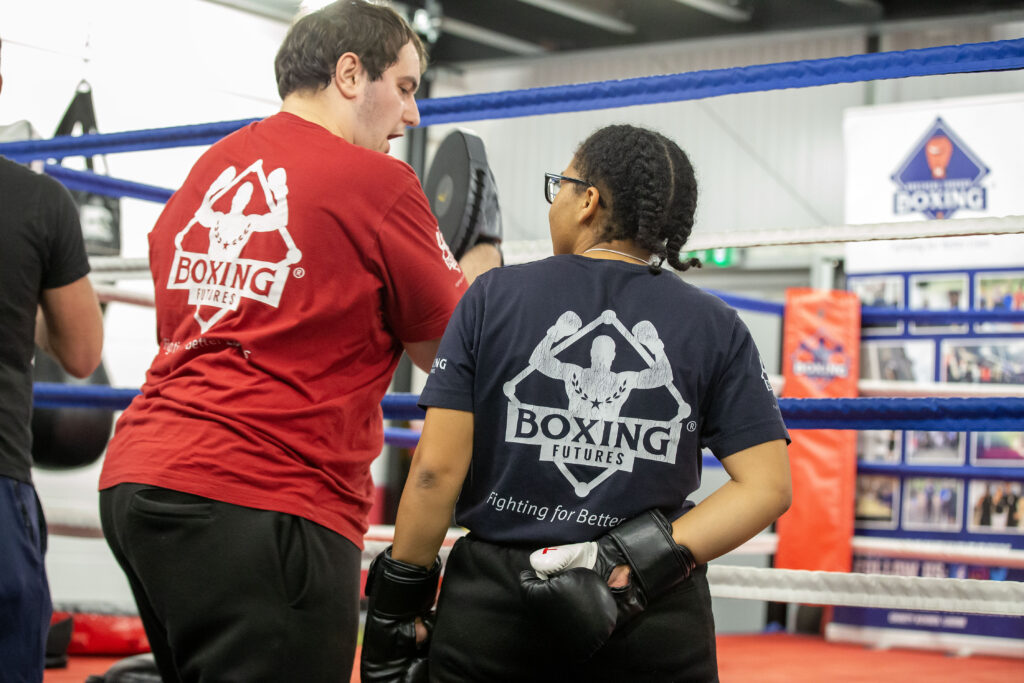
577;186;602;224
334;52;363;99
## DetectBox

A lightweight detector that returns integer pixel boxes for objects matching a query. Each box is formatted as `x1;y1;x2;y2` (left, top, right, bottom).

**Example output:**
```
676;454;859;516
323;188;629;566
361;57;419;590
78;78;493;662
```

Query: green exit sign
682;248;736;267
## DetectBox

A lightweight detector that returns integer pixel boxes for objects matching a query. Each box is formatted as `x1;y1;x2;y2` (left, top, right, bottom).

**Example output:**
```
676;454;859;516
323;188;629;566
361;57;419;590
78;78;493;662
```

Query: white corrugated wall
428;21;1024;246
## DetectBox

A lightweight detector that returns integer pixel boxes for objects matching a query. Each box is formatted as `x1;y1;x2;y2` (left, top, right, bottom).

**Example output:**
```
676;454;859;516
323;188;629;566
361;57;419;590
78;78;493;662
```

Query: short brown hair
274;0;426;99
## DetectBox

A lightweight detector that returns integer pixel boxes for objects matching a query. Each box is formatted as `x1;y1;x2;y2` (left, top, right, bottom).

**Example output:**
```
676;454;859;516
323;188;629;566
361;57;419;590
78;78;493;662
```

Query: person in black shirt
362;124;791;682
0;37;104;682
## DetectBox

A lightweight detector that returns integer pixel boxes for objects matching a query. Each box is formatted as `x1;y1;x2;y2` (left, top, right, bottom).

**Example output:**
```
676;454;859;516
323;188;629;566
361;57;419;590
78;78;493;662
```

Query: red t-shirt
100;112;467;547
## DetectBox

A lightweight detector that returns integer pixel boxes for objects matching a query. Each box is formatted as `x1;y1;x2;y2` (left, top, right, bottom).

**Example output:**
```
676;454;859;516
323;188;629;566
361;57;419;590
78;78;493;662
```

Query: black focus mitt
424;129;503;261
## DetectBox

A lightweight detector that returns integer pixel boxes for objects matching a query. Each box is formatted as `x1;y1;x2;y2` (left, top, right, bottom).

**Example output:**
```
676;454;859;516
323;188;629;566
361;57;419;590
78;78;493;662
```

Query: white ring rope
43;510;1024;615
87;214;1024;277
851;537;1024;570
684;214;1024;251
92;282;155;308
855;379;1024;398
501;215;1024;265
88;256;151;278
707;565;1024;616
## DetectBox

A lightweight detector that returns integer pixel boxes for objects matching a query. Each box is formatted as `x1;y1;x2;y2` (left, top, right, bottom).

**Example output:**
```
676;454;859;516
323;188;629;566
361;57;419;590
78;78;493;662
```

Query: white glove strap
529;542;598;579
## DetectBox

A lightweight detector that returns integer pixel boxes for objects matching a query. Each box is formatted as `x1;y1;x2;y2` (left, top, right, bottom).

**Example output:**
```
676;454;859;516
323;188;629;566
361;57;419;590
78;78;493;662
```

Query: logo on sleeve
166;160;303;333
503;310;692;498
435;228;460;271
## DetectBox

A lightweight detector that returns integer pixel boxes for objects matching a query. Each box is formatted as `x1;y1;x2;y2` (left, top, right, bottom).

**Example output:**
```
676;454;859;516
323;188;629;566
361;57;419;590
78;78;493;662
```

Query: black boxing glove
518;567;618;661
360;547;441;683
521;510;696;637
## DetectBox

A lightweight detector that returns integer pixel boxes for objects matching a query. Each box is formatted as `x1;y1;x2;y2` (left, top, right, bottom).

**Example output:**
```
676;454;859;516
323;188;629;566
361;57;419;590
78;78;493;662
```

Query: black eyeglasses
544;172;593;204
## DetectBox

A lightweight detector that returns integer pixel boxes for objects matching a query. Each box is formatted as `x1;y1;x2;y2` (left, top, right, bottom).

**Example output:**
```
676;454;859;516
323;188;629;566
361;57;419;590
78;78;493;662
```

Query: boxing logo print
167;160;303;333
504;310;691;497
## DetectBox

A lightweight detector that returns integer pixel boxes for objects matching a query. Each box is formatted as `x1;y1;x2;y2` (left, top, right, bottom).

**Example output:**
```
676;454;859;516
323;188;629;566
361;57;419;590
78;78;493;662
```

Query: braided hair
572;125;700;273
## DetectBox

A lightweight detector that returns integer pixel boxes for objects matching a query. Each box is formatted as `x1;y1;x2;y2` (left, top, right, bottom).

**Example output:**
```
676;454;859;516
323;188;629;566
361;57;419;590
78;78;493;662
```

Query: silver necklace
582;247;650;265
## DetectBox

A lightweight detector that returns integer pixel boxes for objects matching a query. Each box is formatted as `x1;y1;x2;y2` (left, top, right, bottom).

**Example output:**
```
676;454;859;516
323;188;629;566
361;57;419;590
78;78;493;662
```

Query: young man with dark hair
0;36;105;683
98;2;499;680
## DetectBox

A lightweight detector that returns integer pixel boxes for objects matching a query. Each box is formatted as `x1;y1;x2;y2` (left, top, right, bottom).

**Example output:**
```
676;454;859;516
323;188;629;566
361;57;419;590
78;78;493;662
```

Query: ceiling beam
204;0;297;22
834;0;883;10
440;17;549;56
668;0;753;23
516;0;637;35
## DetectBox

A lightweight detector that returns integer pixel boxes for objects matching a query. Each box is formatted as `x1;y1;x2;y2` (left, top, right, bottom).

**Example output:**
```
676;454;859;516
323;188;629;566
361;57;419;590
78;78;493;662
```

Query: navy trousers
0;476;52;683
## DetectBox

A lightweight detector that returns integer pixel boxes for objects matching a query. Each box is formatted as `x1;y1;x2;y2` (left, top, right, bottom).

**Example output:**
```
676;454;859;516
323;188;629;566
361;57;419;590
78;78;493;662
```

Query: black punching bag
31;352;115;470
31;81;119;470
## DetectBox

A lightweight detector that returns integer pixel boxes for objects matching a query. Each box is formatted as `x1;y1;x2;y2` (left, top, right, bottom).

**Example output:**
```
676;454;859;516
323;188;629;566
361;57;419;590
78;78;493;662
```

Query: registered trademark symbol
687;421;697;432
293;267;305;278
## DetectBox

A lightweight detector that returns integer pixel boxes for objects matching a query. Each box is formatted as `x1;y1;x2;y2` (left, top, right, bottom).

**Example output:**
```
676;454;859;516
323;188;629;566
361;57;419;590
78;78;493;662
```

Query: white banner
843;93;1024;273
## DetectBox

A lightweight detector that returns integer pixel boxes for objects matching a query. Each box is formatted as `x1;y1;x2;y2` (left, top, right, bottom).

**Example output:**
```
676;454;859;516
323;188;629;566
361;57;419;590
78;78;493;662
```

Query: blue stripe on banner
857;462;1024;480
861;307;1024;324
2;39;1022;161
44;165;174;203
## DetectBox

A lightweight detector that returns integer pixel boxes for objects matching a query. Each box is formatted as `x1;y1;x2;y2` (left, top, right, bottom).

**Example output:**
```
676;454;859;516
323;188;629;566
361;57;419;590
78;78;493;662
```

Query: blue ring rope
418;39;1024;125
44;164;174;204
31;383;1024;431
2;38;1022;163
706;290;785;316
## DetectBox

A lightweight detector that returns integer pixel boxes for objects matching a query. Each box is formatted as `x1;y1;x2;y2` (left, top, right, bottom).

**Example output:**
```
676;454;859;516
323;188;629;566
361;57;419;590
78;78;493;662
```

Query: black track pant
100;483;361;683
429;535;719;683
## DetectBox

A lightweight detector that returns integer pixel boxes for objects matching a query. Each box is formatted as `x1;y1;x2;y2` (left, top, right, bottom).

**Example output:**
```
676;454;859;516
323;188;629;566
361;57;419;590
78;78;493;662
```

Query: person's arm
458;243;501;286
401;243;498;373
404;339;442;374
391;407;474;568
35;275;104;379
669;439;791;563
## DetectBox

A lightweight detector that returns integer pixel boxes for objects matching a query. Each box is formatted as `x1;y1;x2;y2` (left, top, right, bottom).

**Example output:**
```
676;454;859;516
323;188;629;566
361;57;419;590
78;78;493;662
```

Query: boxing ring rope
13;38;1024;627
501;214;1024;265
707;566;1024;616
3;37;1023;167
29;384;1024;433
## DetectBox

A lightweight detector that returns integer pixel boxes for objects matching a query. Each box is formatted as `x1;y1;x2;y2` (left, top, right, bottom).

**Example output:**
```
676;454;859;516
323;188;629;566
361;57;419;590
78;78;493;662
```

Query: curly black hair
572;124;700;272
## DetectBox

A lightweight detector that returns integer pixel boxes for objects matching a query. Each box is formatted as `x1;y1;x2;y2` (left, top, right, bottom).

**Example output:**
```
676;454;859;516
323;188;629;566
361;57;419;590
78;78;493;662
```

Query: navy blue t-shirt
419;255;789;545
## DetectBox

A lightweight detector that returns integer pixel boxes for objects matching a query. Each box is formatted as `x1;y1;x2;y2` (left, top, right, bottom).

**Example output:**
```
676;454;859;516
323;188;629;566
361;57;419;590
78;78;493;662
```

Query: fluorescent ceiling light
669;0;753;23
516;0;637;35
441;17;549;56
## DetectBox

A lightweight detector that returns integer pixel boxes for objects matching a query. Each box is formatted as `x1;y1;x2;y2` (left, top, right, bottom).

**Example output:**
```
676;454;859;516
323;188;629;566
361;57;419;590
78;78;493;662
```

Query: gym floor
44;633;1022;683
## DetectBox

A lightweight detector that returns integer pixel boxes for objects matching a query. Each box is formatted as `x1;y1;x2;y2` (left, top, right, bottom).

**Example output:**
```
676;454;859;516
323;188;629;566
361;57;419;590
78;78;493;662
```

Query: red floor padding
45;633;1021;683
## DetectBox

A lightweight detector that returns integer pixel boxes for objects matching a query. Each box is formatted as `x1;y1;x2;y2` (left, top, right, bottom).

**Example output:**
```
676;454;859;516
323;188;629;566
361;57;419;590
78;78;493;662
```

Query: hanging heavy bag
31;82;117;470
53;82;121;255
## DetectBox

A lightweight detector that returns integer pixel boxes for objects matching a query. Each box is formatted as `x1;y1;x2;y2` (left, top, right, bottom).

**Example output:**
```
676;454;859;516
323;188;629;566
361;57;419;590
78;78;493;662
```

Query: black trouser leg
430;536;718;683
100;483;361;683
